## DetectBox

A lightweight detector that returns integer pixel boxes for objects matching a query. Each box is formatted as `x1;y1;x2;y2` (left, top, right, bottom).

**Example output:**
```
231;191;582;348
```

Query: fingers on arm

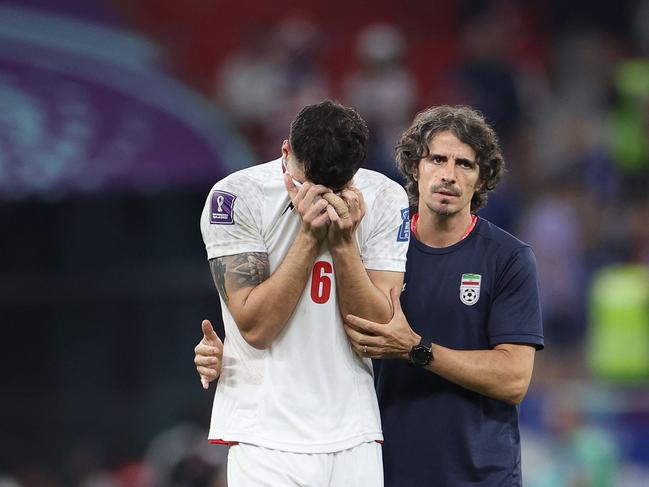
344;324;385;358
195;326;222;389
344;314;384;337
198;366;219;389
194;347;220;366
201;319;223;348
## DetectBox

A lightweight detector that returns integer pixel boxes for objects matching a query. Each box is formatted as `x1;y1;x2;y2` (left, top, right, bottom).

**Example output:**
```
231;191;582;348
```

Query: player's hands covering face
284;173;334;242
194;319;224;389
326;186;365;246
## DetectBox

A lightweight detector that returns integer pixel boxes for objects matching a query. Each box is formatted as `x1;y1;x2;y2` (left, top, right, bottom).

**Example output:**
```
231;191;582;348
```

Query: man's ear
281;139;291;160
475;176;485;191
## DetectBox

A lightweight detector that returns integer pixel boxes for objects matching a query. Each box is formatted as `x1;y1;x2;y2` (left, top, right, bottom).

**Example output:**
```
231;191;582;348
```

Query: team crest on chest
460;273;481;306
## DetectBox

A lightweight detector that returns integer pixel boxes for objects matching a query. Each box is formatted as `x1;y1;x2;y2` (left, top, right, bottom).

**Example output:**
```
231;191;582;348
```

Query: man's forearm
330;242;392;323
227;232;321;349
423;343;535;405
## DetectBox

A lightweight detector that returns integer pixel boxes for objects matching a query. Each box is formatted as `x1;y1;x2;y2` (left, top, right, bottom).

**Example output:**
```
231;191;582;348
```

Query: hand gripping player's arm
344;289;535;405
325;187;402;323
207;175;333;350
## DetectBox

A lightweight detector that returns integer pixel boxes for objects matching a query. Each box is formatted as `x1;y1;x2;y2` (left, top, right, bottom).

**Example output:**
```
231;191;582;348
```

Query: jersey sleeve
488;246;544;349
200;176;267;260
361;180;410;272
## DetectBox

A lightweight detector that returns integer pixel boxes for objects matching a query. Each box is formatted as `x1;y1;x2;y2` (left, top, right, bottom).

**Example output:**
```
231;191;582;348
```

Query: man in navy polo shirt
344;105;544;486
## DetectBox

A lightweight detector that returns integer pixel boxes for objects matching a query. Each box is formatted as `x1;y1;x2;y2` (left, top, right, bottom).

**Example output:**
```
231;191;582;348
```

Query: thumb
202;319;219;345
389;287;404;317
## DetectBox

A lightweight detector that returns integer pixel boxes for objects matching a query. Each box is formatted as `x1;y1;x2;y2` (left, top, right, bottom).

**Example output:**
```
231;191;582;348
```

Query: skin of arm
210;177;333;350
326;187;402;323
344;288;536;405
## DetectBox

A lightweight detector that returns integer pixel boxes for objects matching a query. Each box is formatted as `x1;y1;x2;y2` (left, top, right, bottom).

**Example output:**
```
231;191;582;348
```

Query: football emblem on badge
460;273;481;306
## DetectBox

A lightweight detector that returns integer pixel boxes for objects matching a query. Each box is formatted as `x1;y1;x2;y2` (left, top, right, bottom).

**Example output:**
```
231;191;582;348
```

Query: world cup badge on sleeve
460;273;481;306
396;208;410;242
210;190;236;224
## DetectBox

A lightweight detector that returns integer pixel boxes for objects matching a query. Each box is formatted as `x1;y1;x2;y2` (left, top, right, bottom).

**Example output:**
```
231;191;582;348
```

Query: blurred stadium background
1;0;649;485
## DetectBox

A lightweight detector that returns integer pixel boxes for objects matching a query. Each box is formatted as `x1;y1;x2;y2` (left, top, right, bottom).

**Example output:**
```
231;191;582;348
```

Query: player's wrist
296;228;324;248
328;237;358;255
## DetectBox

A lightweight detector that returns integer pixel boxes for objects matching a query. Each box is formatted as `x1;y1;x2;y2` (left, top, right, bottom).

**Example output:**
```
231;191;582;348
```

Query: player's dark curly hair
289;100;369;191
396;105;505;213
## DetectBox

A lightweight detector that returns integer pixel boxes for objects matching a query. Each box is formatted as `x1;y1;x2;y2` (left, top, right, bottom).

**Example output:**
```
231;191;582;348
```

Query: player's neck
415;209;475;248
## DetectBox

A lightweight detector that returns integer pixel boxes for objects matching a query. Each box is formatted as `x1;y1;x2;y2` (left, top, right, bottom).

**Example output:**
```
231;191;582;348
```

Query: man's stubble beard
424;200;460;218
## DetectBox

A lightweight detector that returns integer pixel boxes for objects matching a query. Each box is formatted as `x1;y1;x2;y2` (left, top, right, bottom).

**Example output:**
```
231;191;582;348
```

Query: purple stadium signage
0;2;254;200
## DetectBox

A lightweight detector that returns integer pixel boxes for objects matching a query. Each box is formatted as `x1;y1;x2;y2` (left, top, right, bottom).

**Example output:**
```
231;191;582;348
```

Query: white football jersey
200;158;410;453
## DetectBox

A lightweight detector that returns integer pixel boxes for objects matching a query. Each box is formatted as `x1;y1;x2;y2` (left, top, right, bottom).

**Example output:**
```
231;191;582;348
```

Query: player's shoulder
211;158;281;193
354;168;406;200
214;159;281;188
475;217;532;256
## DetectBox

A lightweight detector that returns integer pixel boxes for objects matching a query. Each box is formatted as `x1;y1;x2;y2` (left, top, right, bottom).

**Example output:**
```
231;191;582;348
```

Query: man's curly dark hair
289;100;369;191
395;105;505;213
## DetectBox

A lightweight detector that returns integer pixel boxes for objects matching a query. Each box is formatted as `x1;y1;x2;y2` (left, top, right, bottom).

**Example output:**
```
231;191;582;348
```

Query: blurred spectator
552;31;622;115
629;196;649;266
342;23;417;180
65;439;120;487
214;26;285;156
609;59;649;196
451;5;526;140
215;17;330;160
633;0;649;55
145;421;226;487
587;218;649;381
260;17;331;158
524;386;620;487
520;175;588;350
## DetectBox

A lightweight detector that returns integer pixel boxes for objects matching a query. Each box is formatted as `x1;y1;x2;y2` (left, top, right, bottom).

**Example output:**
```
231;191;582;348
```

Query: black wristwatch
408;337;433;367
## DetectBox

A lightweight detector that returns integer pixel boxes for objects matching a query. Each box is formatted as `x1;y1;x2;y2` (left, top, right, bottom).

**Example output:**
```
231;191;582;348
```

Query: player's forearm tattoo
210;258;229;302
209;253;270;304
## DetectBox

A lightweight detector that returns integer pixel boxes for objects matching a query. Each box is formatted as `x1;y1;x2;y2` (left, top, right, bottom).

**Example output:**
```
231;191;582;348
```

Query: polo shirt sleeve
200;177;267;260
488;246;544;350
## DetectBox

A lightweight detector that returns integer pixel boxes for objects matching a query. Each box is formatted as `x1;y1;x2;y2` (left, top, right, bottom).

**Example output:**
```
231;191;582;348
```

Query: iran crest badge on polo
460;273;481;306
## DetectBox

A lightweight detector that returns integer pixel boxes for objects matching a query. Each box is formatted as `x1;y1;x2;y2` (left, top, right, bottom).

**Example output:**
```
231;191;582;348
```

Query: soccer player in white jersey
195;100;410;486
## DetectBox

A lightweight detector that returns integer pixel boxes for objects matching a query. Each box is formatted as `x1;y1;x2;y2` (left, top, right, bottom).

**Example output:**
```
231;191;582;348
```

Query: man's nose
439;161;457;183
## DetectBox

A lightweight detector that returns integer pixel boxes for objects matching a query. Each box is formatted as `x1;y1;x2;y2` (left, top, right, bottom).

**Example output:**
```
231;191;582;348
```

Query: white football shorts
226;441;383;486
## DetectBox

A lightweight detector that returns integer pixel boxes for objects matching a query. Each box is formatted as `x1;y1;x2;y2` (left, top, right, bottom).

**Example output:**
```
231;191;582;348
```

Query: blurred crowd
0;421;227;487
3;0;649;485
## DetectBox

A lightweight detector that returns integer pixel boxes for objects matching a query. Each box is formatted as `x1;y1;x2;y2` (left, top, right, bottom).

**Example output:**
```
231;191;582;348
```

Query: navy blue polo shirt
375;217;544;487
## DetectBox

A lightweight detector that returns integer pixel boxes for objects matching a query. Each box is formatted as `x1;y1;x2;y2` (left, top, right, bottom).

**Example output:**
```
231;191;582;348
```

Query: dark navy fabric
376;217;544;487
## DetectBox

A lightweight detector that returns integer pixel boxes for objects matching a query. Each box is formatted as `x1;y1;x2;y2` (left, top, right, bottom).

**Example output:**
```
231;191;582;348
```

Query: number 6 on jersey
311;261;333;304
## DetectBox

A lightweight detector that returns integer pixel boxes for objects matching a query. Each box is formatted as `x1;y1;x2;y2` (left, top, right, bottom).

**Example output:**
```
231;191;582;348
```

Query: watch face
412;345;432;366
